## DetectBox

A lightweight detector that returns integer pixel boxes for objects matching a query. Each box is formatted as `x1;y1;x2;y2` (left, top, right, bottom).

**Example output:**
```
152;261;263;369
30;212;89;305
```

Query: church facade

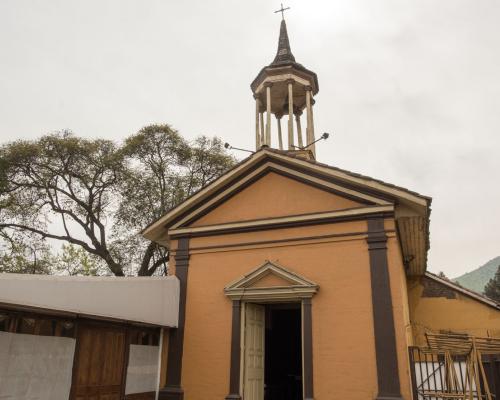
1;15;500;400
144;148;426;400
142;18;500;400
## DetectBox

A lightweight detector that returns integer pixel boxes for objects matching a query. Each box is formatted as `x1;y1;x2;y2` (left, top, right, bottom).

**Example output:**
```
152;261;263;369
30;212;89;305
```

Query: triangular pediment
190;171;365;227
146;151;406;234
224;261;318;301
249;272;296;288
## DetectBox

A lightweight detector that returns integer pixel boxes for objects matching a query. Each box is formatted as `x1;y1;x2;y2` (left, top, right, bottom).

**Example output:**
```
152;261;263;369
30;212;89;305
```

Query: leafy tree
0;131;126;275
54;243;103;276
114;126;235;276
0;125;235;276
484;265;500;302
0;232;54;274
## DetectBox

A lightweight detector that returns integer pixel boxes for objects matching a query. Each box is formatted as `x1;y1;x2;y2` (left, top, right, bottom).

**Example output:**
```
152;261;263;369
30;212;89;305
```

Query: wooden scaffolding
409;333;500;400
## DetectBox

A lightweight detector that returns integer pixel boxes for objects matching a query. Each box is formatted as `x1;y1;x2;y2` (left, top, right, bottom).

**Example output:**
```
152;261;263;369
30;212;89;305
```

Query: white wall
0;331;75;400
125;344;160;395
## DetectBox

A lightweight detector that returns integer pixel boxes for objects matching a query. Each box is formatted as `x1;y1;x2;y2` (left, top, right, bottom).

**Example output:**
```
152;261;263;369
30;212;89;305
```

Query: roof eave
142;149;431;247
250;64;319;94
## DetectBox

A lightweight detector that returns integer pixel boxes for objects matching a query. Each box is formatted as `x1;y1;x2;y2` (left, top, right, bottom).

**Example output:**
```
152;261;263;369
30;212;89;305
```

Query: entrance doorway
243;303;303;400
265;304;303;400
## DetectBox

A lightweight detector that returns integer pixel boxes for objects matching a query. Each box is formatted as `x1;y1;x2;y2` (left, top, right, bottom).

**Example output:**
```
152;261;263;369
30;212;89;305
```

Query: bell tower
251;9;319;157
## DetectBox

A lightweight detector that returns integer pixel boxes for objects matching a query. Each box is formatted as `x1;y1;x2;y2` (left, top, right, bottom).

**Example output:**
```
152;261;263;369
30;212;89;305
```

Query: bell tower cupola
251;7;319;157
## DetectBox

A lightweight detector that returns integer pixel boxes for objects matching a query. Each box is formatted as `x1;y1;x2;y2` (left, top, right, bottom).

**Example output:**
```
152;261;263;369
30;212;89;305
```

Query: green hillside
453;256;500;294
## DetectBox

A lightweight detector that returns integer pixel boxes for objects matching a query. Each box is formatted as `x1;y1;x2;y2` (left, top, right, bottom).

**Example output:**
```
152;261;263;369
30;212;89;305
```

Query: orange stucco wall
408;276;500;346
192;171;362;227
168;219;412;400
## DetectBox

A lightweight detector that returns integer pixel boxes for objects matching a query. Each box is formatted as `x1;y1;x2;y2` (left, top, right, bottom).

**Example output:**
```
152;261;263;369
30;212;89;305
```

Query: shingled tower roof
271;19;296;66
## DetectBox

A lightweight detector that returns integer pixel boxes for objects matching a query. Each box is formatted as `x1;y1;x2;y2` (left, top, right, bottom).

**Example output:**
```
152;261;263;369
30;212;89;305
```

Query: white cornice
168;205;394;237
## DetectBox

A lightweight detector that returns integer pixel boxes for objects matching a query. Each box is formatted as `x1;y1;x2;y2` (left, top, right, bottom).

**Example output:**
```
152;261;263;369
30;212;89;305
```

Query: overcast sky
1;0;499;277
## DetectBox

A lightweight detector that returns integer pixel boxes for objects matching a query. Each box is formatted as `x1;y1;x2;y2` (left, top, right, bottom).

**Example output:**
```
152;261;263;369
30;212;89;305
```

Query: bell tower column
306;86;316;156
276;114;284;150
295;109;303;148
259;111;265;145
265;83;273;146
287;79;294;149
254;95;261;149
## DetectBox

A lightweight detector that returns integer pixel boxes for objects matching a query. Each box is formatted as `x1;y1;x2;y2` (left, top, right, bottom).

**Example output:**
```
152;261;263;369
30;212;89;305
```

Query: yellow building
142;17;500;400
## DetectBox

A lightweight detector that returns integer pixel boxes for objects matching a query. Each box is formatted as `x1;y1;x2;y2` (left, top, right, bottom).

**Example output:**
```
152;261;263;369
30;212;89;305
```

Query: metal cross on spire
274;3;290;20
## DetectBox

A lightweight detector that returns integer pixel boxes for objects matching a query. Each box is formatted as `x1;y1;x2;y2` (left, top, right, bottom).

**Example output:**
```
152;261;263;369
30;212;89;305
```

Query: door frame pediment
224;260;319;302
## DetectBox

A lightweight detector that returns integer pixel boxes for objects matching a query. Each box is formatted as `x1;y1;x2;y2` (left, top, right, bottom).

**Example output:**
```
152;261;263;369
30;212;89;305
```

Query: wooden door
244;303;265;400
71;323;128;400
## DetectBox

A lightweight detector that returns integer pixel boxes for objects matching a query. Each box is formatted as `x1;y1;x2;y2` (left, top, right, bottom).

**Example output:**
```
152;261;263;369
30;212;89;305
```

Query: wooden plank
125;392;157;400
70;322;128;400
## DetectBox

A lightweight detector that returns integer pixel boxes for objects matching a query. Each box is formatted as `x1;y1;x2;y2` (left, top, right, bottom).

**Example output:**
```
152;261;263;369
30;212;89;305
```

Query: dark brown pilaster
159;237;190;400
367;217;403;400
225;300;242;400
302;298;314;400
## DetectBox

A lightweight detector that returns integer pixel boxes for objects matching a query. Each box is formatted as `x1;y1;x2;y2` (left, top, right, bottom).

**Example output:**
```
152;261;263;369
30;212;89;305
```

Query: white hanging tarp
125;344;161;395
0;331;76;400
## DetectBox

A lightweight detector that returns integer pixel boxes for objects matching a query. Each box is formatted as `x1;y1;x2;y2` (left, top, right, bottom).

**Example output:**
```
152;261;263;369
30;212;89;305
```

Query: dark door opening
264;304;302;400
